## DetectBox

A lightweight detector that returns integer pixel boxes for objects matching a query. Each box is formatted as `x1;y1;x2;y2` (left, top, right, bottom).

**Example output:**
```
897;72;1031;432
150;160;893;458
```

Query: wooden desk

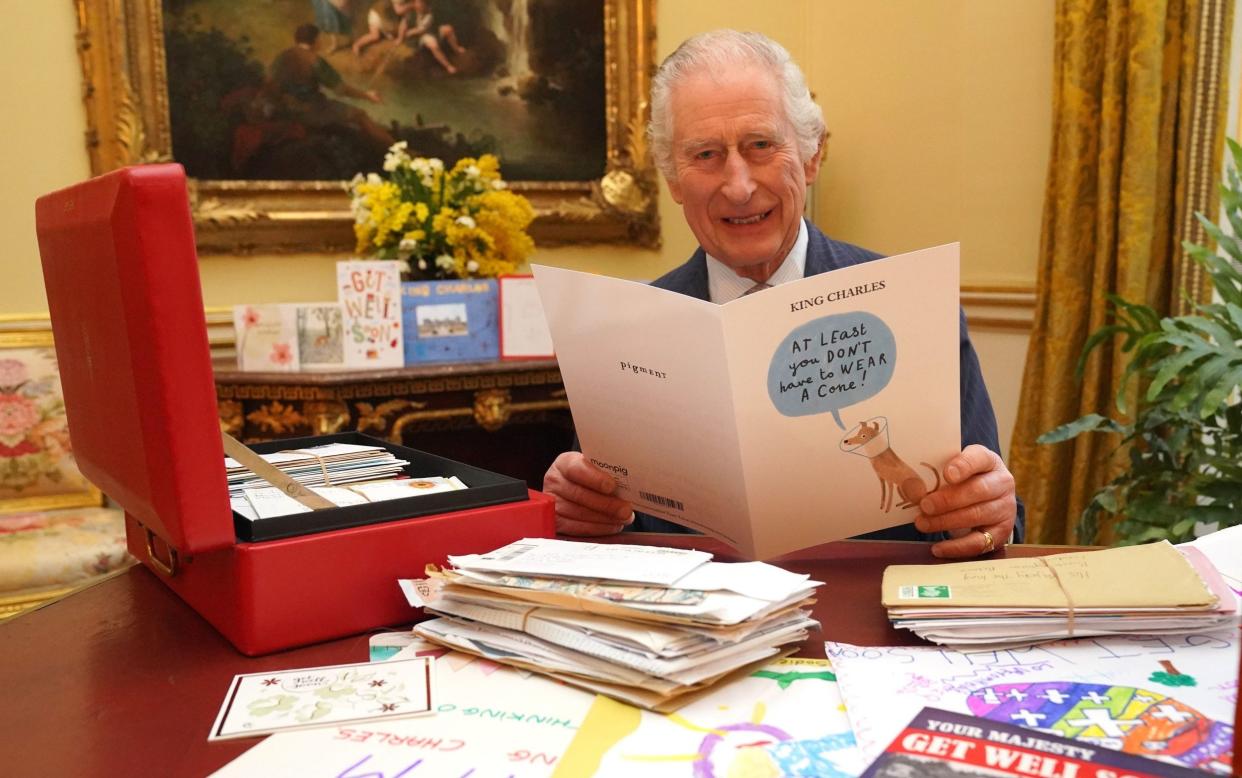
1;537;1080;777
213;359;573;489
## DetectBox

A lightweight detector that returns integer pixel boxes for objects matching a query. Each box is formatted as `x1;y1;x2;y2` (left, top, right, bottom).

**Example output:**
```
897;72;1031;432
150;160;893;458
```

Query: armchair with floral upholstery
0;329;130;619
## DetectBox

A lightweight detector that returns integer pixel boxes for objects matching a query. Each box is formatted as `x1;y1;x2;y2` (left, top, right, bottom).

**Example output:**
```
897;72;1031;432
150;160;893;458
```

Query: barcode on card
639;491;684;512
482;543;535;561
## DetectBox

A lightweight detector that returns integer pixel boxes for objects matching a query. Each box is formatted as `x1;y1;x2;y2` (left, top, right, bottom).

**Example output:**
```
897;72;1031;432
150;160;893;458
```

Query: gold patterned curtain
1009;0;1232;545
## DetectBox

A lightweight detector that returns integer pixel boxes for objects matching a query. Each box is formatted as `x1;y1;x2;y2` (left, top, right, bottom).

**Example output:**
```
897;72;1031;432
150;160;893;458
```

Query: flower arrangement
349;142;536;280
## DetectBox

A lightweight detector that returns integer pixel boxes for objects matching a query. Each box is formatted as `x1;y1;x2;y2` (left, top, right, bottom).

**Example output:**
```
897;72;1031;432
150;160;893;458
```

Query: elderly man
544;30;1023;559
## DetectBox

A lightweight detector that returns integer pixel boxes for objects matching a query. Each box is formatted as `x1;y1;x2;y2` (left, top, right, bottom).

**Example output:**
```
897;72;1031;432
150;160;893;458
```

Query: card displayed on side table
402;278;500;364
499;274;554;359
233;304;300;372
208;657;433;741
338;260;404;368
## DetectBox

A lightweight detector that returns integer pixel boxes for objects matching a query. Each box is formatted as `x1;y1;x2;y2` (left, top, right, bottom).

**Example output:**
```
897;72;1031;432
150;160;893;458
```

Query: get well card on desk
533;244;960;559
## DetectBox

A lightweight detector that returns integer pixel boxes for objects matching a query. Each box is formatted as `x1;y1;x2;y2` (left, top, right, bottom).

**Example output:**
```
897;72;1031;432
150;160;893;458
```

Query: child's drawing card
296;302;345;370
553;657;866;778
401;279;500;364
208;657;433;741
827;631;1239;775
233;304;299;372
337;260;404;368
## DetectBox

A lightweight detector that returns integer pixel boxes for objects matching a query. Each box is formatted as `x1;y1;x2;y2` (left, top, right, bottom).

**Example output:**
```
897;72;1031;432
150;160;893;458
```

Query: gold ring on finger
979;529;995;554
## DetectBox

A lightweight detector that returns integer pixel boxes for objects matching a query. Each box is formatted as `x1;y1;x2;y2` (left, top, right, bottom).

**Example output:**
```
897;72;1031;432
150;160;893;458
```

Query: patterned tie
742;282;771;297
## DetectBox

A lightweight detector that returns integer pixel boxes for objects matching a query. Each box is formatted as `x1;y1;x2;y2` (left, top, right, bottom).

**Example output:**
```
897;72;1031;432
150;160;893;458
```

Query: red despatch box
34;164;555;655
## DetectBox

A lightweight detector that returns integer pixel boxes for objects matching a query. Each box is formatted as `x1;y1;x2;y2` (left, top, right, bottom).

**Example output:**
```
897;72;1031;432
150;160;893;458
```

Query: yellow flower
350;143;535;277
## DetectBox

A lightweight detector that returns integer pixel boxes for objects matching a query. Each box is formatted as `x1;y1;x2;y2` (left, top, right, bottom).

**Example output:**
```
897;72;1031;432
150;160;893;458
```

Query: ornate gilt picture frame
73;0;659;254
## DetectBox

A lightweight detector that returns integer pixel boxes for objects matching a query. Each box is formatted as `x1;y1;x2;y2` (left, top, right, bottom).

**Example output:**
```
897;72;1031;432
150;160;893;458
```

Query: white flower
366;173;382;186
428;158;444;171
436;254;455;270
455;215;477;229
383;142;411;172
348;173;364;187
491;179;507;190
466;260;479;273
418;258;428;270
465;165;480;178
396;258;411;274
398;237;419;252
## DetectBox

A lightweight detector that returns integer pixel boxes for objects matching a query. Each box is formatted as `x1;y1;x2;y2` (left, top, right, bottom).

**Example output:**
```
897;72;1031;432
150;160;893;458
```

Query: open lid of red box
34;164;234;554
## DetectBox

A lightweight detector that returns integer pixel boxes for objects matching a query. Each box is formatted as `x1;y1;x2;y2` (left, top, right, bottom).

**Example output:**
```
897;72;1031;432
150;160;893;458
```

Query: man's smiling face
665;63;822;283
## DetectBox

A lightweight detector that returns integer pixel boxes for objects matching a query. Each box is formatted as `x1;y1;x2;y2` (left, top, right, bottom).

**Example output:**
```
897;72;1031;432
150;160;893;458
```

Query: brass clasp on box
144;528;180;577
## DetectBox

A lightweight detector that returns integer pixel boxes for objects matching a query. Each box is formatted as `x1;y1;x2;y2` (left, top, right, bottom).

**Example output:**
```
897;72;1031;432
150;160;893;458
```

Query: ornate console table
212;358;573;488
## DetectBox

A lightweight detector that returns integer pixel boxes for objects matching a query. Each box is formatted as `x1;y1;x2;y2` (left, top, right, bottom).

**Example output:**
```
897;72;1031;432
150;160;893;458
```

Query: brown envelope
881;541;1217;609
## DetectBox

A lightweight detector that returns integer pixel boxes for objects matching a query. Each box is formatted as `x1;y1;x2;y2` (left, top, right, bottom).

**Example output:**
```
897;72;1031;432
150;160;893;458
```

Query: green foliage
1037;139;1242;545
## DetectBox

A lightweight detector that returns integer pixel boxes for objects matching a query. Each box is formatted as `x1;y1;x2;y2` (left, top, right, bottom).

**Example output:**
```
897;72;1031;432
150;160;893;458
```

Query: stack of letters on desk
399;537;821;711
881;540;1237;649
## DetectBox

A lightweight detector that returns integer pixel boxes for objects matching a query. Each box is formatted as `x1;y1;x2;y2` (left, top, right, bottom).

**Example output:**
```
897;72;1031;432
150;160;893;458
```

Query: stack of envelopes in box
401;538;821;711
881;540;1237;649
226;442;409;498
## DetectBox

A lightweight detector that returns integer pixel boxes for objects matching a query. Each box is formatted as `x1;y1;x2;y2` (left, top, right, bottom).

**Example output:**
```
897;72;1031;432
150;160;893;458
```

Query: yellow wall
1;1;1051;315
3;1;91;314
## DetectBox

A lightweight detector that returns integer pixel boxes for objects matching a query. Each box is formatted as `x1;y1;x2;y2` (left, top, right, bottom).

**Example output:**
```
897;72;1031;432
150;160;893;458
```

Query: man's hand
914;444;1017;559
543;452;635;536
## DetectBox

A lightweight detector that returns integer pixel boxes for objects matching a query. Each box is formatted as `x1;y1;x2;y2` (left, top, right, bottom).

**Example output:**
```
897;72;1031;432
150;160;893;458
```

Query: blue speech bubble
766;311;896;429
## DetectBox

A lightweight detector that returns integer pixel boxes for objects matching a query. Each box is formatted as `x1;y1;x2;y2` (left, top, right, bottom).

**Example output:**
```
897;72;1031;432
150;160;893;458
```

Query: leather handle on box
221;431;337;511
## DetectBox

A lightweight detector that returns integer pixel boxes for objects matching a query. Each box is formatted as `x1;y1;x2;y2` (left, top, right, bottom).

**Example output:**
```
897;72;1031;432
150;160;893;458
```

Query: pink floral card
233;304;300;372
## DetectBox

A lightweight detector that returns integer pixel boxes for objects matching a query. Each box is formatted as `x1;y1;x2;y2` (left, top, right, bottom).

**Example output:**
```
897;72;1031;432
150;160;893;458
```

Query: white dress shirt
704;220;809;304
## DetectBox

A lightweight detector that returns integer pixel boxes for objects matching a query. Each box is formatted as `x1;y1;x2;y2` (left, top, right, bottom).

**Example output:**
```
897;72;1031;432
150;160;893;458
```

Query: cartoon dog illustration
841;419;941;512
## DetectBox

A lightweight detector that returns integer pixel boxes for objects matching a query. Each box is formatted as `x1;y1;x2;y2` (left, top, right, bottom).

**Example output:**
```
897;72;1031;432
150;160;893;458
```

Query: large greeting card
533;244;960;559
336;260;403;368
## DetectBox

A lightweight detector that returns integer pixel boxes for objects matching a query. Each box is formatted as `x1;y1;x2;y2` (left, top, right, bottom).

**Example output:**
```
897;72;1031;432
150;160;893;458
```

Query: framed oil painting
73;0;659;253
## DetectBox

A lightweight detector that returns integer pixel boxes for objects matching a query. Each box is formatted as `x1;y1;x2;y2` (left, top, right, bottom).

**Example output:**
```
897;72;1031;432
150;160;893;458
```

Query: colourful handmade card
827;629;1239;775
208;657;433;741
860;707;1203;777
233;304;299;372
337;260;404;368
553;657;865;777
402;279;499;364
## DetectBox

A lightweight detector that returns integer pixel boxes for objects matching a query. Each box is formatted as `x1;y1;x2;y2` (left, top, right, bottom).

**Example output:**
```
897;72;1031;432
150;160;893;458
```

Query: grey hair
648;30;825;180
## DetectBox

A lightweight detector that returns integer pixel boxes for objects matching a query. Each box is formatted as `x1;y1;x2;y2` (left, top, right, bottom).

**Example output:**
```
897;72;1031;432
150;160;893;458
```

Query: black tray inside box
233;432;529;542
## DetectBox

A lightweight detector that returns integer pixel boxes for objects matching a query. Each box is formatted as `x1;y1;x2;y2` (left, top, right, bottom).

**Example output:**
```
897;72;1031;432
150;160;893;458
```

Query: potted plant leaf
1038;140;1242;546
